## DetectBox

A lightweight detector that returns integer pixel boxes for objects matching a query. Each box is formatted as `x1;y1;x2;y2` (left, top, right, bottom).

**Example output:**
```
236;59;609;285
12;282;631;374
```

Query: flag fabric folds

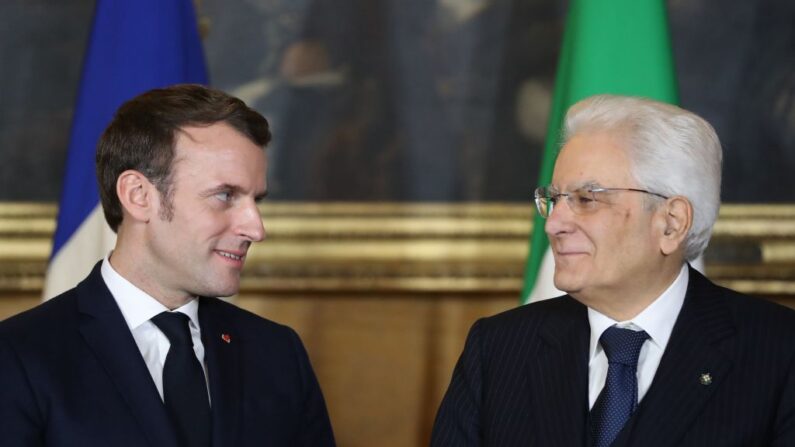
521;0;679;304
45;0;208;299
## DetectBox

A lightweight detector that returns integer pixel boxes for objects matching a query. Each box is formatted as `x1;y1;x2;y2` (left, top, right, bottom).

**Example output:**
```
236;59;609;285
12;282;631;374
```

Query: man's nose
544;197;576;236
238;200;266;242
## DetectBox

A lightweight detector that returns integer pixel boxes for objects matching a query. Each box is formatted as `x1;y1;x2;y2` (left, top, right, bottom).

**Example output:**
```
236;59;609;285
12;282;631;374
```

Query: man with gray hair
431;95;795;446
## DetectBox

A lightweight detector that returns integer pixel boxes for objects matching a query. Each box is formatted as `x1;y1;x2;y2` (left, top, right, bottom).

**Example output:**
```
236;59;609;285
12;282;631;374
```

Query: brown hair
96;84;271;231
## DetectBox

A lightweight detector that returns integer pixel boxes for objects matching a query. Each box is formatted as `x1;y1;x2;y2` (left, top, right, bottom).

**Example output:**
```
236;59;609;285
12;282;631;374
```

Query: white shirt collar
588;263;689;362
100;253;200;331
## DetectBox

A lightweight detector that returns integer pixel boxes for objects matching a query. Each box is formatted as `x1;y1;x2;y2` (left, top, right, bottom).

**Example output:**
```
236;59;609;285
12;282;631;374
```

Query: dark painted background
1;0;792;202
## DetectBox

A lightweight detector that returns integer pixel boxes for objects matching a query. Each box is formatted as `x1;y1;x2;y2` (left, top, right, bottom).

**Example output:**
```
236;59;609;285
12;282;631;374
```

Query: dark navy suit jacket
0;263;335;446
431;267;795;446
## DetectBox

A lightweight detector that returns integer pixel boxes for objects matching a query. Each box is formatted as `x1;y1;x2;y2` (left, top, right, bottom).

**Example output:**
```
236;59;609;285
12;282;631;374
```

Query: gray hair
562;94;722;261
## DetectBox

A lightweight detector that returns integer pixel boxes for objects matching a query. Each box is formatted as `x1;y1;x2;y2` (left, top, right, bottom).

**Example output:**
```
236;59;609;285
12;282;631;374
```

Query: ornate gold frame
1;202;794;295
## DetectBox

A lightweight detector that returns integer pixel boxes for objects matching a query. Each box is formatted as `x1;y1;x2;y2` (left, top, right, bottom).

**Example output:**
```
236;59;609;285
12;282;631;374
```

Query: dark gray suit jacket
431;267;795;446
0;263;335;446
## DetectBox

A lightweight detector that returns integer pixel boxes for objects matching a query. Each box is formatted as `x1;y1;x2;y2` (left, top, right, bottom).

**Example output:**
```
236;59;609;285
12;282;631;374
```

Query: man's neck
107;248;194;310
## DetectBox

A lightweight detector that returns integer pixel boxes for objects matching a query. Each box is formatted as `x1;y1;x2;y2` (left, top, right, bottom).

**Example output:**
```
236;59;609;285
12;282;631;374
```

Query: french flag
45;0;208;298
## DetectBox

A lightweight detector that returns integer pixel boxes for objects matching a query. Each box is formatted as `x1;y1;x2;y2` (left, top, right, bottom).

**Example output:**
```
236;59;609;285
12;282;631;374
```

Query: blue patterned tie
590;326;649;447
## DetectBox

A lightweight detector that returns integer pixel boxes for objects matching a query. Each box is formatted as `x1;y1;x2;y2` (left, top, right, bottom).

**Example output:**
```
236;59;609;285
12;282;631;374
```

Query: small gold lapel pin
699;373;712;386
221;333;232;344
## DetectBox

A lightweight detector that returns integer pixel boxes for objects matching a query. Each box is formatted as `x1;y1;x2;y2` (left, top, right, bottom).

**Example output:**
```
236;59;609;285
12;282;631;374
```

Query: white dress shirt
587;264;689;409
100;254;208;401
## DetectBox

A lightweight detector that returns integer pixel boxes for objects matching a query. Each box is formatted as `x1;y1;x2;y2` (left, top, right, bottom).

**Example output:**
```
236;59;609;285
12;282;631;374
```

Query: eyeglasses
534;186;668;218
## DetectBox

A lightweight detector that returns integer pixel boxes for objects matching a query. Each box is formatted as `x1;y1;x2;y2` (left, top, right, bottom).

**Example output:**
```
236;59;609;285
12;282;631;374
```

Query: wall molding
1;202;794;296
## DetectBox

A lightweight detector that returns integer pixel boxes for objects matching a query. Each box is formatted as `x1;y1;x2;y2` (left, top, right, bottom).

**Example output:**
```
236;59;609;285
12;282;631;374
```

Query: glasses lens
534;187;551;218
568;188;599;213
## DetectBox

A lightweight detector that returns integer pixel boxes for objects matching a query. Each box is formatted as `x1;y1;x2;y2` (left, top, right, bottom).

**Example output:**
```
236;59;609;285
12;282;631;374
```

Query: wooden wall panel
237;292;515;447
1;202;794;445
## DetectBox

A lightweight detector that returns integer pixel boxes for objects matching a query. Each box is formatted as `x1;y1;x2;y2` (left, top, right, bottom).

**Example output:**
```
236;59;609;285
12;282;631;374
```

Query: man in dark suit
0;85;335;446
431;95;795;446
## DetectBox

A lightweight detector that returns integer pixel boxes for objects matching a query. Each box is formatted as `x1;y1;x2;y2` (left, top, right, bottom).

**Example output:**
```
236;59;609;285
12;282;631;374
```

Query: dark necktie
151;311;211;447
590;326;649;447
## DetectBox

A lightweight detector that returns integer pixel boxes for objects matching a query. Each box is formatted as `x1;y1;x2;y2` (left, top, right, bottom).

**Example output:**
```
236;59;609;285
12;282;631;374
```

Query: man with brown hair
0;84;335;446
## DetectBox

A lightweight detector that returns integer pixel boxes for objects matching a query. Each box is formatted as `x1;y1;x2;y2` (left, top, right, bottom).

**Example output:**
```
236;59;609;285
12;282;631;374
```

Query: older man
431;95;795;446
0;85;335;446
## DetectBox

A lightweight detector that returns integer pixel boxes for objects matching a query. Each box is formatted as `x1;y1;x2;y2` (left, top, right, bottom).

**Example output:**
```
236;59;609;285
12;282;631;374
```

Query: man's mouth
553;247;589;258
216;250;245;263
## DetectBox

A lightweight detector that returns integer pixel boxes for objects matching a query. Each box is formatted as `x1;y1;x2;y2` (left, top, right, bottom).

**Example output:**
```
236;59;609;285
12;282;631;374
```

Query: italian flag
521;0;679;304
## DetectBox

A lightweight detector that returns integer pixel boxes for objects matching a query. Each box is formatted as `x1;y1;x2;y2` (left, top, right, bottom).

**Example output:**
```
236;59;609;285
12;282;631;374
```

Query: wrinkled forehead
170;123;268;180
551;132;635;190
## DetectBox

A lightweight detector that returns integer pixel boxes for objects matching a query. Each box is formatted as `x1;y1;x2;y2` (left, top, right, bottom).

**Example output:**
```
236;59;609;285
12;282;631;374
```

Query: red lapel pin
221;333;232;344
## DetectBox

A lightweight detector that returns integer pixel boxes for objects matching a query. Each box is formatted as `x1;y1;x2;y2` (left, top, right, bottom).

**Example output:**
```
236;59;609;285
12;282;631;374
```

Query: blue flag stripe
52;0;208;258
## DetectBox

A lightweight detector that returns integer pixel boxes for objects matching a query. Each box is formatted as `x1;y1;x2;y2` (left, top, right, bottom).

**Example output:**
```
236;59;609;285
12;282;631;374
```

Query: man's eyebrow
552;180;601;191
201;183;241;196
254;190;269;203
572;180;602;190
201;183;268;201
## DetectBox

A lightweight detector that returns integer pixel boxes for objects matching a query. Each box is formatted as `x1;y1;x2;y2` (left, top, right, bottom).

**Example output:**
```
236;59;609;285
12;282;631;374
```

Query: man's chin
553;271;581;295
215;285;241;298
192;280;241;299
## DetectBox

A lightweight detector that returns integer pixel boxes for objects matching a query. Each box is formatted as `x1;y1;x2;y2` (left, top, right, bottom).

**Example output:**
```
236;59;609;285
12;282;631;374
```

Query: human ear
658;196;693;256
116;170;155;223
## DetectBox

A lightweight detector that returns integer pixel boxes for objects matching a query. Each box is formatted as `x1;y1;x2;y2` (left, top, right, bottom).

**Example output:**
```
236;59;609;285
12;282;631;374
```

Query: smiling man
0;85;335;446
432;95;795;446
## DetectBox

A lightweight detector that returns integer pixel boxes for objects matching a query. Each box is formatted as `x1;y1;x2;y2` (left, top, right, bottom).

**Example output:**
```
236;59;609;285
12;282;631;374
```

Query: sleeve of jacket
288;328;336;446
0;335;45;446
430;319;485;447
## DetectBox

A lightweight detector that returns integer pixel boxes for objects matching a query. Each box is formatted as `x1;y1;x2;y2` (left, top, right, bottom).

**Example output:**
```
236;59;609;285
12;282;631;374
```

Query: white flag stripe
44;205;116;299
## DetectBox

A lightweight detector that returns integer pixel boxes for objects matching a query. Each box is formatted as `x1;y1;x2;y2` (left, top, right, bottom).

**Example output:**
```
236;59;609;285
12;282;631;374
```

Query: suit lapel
200;298;242;447
76;264;179;447
527;298;590;447
617;268;736;446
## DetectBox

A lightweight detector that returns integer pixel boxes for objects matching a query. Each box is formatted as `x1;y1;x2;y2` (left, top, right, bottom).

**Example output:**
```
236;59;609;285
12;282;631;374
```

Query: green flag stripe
521;0;678;304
